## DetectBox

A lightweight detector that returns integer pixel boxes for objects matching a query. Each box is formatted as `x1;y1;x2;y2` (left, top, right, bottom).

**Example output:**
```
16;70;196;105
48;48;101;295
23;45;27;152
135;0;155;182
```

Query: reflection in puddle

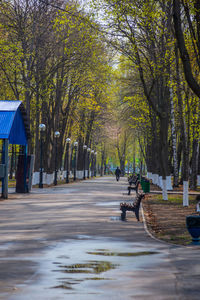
52;279;83;289
55;261;117;274
53;277;112;289
52;260;116;290
87;251;158;257
57;255;70;259
53;284;73;289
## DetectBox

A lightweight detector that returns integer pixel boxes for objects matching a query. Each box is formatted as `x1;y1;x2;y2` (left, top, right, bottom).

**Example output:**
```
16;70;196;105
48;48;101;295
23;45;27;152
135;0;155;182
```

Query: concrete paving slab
0;177;200;299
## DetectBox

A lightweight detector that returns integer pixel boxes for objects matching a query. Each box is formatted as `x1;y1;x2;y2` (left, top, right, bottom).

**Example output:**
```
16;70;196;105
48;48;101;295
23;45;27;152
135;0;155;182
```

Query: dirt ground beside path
142;190;198;245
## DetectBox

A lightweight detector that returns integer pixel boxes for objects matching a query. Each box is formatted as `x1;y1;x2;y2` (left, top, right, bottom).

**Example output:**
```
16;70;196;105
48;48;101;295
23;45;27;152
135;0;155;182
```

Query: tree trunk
170;86;179;186
190;139;199;190
175;44;189;206
173;0;200;98
197;148;200;186
120;159;125;176
159;114;170;200
133;151;136;173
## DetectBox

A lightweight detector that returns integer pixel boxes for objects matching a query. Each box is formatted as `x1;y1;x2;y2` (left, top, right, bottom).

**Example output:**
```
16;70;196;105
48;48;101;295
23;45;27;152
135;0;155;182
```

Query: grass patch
157;232;192;245
0;179;16;188
150;194;196;205
143;192;198;246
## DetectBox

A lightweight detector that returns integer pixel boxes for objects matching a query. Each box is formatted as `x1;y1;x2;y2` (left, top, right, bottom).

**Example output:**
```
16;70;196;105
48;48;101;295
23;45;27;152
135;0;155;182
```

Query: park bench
128;179;140;195
128;174;138;186
120;193;145;221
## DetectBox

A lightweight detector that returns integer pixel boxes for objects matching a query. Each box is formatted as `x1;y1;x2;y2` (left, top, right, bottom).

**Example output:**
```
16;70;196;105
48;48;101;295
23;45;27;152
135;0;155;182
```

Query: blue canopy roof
0;100;30;145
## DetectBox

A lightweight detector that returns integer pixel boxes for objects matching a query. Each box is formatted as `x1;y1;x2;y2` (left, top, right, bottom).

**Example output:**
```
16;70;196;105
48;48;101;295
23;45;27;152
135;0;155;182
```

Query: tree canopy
0;0;199;202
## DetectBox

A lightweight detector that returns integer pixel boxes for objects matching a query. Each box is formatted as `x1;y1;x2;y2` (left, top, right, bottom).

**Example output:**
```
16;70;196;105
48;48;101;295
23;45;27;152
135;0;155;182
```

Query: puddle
96;202;120;206
109;216;121;221
51;254;117;290
0;242;14;250
87;251;158;257
85;277;111;280
76;235;92;239
12;238;166;300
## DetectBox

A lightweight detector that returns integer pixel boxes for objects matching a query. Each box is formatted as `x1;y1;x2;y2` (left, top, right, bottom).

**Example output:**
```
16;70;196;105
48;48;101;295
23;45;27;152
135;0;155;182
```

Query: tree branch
173;0;200;98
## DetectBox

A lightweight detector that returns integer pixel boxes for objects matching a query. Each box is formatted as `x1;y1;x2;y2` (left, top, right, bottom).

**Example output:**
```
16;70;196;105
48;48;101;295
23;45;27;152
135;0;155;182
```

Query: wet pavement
0;177;200;299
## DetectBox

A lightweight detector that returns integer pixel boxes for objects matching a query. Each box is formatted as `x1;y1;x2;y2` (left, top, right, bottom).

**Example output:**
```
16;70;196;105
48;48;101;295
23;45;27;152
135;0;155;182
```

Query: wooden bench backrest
136;180;139;187
128;174;138;184
133;193;144;207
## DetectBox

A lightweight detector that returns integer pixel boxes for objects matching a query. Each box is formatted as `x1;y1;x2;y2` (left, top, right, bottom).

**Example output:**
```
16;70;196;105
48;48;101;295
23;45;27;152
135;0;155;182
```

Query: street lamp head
54;131;60;138
39;123;46;132
91;150;94;154
83;145;87;150
74;141;78;147
66;138;71;143
87;148;91;152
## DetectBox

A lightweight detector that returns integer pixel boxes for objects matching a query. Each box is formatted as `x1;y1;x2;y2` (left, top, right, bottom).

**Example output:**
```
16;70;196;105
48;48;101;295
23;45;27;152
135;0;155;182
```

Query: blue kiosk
0;101;31;198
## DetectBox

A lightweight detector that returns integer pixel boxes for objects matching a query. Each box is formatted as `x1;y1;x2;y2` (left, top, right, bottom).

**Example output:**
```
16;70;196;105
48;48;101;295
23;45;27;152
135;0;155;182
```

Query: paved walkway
0;177;200;299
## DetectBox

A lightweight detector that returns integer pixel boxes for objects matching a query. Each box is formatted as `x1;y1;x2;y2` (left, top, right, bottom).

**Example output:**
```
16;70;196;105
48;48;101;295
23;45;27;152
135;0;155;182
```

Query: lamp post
73;141;78;181
87;148;91;178
94;151;97;177
66;138;71;183
83;145;87;180
39;123;46;188
91;150;94;177
54;131;60;185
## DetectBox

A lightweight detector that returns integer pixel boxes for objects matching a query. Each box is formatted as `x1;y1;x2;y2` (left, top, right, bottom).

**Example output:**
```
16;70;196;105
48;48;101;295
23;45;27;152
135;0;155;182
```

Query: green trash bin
143;180;150;193
141;178;145;191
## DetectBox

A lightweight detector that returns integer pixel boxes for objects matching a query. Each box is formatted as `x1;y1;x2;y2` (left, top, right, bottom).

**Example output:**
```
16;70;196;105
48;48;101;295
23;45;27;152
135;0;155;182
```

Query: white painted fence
32;169;96;186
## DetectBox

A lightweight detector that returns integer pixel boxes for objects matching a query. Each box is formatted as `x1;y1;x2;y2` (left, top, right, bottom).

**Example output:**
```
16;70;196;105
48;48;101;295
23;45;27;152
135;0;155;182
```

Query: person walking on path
115;166;121;181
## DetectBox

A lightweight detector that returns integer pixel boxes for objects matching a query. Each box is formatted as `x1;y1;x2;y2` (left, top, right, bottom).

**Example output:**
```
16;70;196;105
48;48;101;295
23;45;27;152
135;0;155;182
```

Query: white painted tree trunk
166;175;173;190
43;172;47;184
148;172;152;181
162;179;168;200
152;173;159;185
197;175;200;186
183;181;189;206
170;86;179;186
155;174;159;186
32;172;39;185
152;174;155;184
158;176;161;187
159;176;163;189
46;173;54;185
77;171;83;179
